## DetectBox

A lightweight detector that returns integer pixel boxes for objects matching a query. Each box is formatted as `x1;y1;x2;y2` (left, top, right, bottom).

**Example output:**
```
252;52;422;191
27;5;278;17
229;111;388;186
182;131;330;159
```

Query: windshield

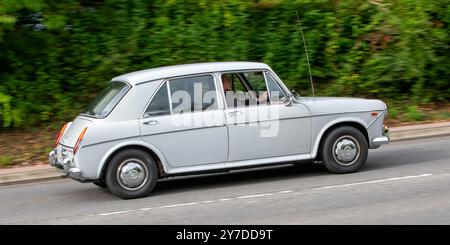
83;81;130;118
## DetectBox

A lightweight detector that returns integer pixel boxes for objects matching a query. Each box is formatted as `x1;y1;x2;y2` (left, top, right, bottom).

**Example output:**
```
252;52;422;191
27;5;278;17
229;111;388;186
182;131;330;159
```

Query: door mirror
290;90;301;101
283;95;294;107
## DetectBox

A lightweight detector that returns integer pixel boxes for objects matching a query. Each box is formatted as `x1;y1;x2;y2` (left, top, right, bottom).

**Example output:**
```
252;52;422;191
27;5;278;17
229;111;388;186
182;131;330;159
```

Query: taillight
73;127;88;155
54;123;68;147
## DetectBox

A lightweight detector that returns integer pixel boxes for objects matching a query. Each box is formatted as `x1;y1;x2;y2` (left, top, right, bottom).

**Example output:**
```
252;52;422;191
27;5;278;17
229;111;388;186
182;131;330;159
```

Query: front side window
169;75;218;114
221;71;269;108
84;81;130;118
244;71;267;95
222;73;246;93
144;82;171;117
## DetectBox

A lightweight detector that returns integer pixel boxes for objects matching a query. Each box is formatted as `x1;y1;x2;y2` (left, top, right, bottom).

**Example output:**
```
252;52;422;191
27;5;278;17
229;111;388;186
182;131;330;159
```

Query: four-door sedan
49;62;389;199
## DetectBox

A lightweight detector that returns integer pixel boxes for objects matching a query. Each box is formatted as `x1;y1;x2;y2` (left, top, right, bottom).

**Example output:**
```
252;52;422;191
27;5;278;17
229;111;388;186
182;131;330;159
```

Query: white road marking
278;190;294;194
102;202;201;216
314;174;433;190
140;207;153;211
94;173;434;217
99;209;134;216
160;202;200;208
236;193;273;199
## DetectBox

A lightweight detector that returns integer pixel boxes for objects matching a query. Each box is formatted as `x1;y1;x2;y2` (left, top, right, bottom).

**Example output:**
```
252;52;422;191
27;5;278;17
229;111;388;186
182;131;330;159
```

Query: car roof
112;61;271;85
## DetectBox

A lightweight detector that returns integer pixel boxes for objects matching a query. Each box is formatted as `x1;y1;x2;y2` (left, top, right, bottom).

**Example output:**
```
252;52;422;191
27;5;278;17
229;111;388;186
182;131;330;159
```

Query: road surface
1;136;450;224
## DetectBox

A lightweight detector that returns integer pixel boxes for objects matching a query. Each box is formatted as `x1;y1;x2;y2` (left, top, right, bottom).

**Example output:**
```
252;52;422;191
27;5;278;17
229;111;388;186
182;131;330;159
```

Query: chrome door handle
228;111;243;117
143;120;158;125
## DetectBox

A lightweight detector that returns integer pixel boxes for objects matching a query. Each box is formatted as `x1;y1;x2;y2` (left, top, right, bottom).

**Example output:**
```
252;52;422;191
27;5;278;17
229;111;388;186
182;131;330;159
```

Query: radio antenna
296;10;315;97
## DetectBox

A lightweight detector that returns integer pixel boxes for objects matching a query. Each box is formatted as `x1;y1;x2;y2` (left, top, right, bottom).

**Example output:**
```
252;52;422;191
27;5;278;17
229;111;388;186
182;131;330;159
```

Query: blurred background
0;0;448;168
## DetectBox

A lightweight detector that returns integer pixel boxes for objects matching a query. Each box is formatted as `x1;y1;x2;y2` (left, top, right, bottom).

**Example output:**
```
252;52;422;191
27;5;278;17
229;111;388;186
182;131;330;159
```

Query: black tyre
93;180;107;188
105;149;158;199
321;126;368;174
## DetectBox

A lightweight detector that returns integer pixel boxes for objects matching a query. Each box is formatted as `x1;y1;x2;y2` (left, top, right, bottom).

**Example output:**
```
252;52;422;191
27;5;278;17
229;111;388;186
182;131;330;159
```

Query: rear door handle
228;111;243;117
143;119;159;125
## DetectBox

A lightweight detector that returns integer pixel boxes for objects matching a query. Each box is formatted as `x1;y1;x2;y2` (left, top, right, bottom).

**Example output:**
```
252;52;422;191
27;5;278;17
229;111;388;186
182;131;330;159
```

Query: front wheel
105;149;158;199
321;126;368;174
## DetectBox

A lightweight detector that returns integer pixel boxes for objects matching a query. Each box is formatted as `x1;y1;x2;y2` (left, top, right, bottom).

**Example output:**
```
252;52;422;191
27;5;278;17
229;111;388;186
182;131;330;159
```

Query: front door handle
228;111;243;117
143;119;159;125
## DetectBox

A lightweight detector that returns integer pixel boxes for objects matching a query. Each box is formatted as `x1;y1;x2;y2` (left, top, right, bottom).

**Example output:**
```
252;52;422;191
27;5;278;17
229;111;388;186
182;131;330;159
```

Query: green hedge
0;0;449;128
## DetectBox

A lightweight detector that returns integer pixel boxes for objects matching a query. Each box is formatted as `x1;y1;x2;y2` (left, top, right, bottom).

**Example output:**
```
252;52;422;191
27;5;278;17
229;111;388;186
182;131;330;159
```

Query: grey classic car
49;62;389;199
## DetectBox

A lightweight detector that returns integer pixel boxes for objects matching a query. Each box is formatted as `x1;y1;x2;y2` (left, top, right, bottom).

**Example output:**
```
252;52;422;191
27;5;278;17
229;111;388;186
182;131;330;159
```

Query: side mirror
290;90;301;100
284;95;294;107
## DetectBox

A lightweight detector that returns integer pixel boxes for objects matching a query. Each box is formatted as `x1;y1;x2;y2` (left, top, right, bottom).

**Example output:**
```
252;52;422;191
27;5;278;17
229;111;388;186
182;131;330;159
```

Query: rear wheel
105;149;158;199
321;126;368;174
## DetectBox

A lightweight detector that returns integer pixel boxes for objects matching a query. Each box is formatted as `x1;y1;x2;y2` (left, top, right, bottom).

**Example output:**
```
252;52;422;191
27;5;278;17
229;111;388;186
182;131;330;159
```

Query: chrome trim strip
166;153;312;175
166;80;173;115
135;68;269;86
82;135;141;148
141;124;227;138
309;110;385;120
227;115;309;126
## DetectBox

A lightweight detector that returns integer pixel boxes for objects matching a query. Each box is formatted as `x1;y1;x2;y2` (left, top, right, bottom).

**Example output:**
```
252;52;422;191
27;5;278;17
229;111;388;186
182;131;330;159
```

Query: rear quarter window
83;81;130;118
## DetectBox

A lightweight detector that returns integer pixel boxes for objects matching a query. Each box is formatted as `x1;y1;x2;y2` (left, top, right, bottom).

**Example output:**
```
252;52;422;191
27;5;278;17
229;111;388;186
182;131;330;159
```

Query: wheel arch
97;141;169;180
312;118;369;159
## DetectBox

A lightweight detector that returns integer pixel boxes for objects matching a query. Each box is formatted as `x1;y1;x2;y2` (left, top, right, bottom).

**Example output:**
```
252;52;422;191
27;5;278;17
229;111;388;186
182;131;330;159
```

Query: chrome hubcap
117;159;148;190
333;135;360;165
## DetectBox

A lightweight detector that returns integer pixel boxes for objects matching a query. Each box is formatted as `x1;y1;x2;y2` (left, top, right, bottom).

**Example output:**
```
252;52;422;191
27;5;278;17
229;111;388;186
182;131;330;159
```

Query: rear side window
84;81;130;118
169;75;217;113
144;75;217;117
144;82;171;117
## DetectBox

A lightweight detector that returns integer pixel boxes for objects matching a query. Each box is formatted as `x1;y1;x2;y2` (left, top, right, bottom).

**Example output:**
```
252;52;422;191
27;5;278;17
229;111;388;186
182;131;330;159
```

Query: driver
221;73;268;105
222;74;233;92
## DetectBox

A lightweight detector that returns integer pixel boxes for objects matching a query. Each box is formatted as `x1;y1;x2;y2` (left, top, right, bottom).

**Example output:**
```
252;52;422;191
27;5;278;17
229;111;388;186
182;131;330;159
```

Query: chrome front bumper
49;150;82;180
372;125;390;146
372;136;390;146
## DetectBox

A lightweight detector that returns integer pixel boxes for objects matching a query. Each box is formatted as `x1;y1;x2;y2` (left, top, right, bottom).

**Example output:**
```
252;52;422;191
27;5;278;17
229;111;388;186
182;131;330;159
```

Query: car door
222;70;311;162
139;75;228;168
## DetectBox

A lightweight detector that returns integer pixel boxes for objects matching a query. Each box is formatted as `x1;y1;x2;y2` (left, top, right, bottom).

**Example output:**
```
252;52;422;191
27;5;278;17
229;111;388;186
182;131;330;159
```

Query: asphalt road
1;136;450;225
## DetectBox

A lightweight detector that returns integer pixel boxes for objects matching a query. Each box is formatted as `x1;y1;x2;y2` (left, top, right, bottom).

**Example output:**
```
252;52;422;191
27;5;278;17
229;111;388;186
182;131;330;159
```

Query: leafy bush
0;156;13;167
0;0;448;128
0;92;20;127
405;105;425;121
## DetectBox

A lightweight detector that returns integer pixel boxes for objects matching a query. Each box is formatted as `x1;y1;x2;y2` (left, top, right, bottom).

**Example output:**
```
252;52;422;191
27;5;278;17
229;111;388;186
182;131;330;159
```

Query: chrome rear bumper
49;149;83;180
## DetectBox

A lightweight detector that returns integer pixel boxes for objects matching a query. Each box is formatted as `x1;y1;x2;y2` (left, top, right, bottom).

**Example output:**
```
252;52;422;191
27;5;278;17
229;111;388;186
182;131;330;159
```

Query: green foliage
0;0;448;128
0;155;13;166
387;106;399;119
405;105;425;121
0;92;20;127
